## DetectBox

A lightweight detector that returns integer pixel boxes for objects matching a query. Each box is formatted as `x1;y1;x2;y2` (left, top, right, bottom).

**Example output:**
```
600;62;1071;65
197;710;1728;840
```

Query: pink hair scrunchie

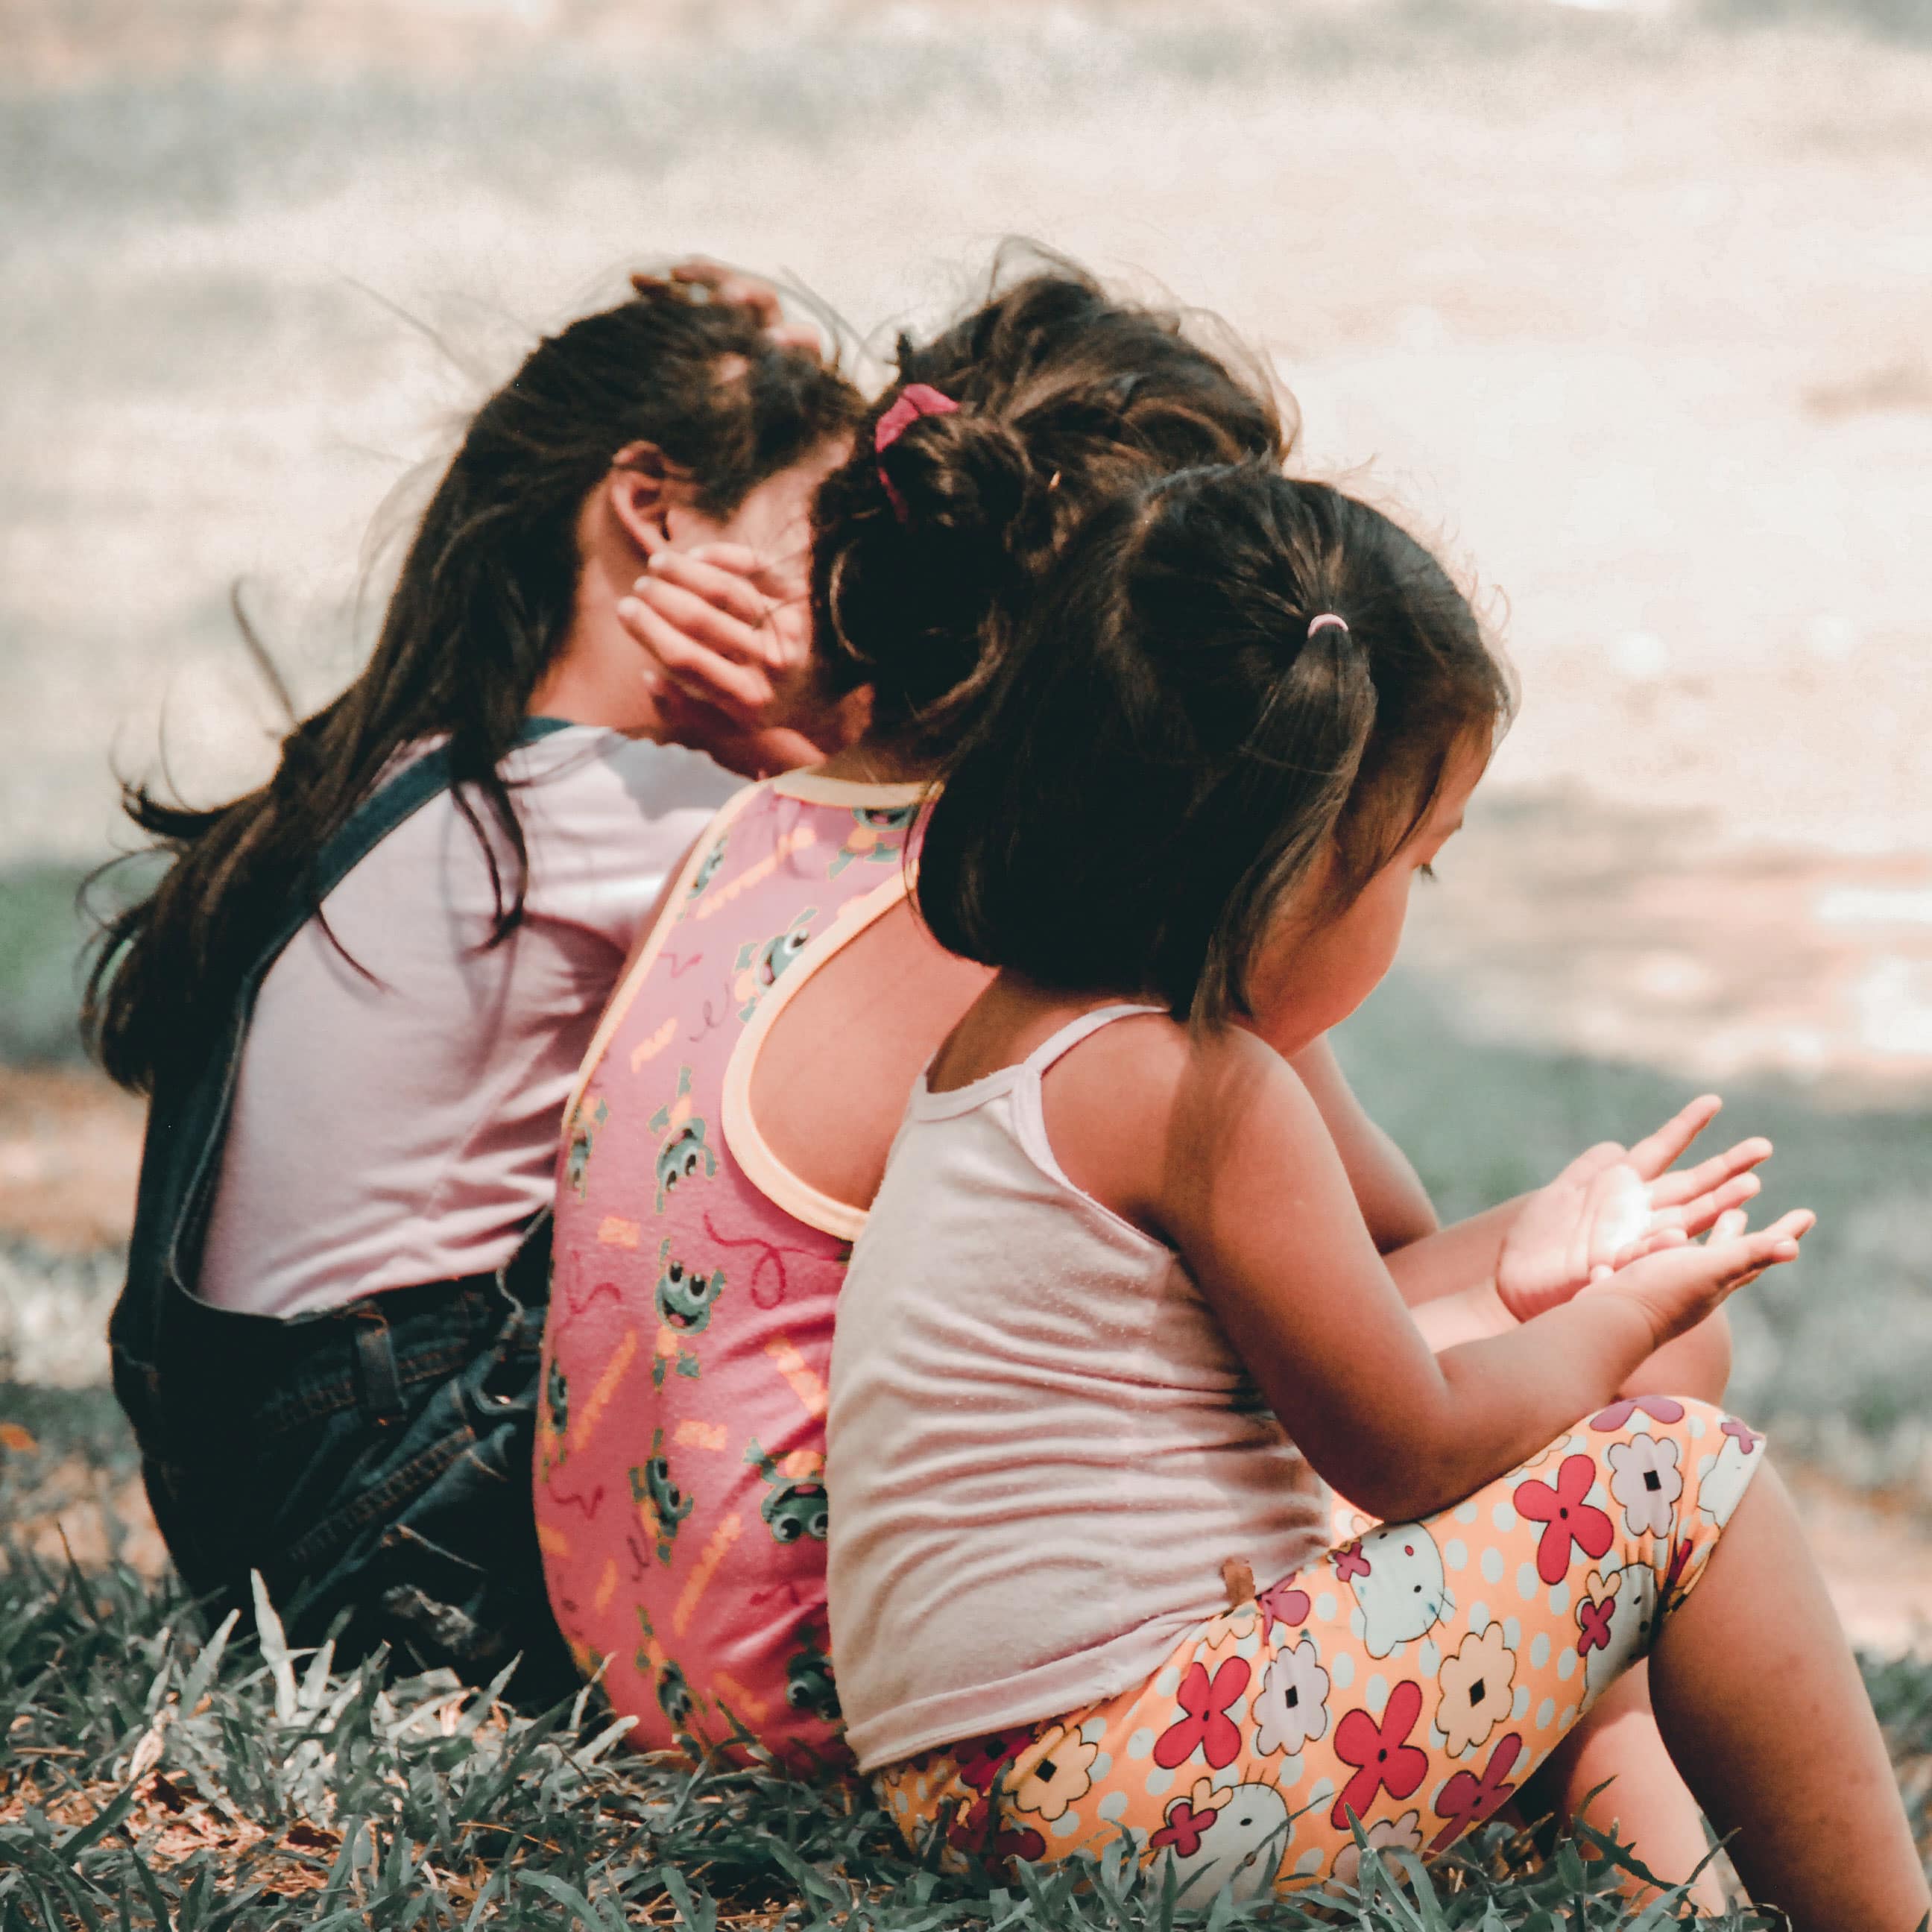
874;383;959;524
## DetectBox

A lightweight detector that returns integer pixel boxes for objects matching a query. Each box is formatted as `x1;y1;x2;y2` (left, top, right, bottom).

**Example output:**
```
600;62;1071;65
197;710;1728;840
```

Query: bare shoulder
1167;1023;1327;1159
1049;1014;1304;1121
1043;1014;1310;1237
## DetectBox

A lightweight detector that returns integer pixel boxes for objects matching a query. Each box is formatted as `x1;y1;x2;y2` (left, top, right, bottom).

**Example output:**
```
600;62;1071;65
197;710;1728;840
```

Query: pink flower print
947;1794;992;1854
1328;1810;1423;1890
1333;1540;1371;1583
1588;1395;1687;1432
1607;1433;1684;1538
991;1820;1047;1864
1428;1731;1525;1853
1253;1638;1330;1757
1330;1679;1428;1829
1257;1576;1311;1635
956;1729;1031;1793
947;1793;1045;1863
1154;1657;1251;1770
1515;1455;1615;1585
1151;1796;1220;1857
1576;1594;1616;1655
1720;1416;1763;1455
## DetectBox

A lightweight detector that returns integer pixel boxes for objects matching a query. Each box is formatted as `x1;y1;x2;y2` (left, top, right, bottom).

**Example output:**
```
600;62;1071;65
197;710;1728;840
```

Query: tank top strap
1018;1001;1169;1083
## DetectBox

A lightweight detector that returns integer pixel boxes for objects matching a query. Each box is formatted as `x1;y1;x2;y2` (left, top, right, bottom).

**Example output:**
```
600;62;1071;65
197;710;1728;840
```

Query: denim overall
110;721;577;1705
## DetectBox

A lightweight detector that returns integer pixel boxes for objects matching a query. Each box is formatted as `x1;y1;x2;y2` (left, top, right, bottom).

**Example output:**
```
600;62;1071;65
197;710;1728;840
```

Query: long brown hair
86;280;862;1096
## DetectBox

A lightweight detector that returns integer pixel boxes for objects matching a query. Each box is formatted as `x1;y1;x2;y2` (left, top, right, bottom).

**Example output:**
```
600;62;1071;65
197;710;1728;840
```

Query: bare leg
1533;1662;1727;1914
1650;1461;1928;1932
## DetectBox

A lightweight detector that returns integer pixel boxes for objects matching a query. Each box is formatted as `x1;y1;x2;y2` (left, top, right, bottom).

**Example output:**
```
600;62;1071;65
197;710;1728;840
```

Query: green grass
1;1389;1928;1931
3;1543;1922;1932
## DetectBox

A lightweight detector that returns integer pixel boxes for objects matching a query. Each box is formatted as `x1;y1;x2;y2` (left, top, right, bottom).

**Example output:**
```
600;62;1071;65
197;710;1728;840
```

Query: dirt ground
0;1070;143;1255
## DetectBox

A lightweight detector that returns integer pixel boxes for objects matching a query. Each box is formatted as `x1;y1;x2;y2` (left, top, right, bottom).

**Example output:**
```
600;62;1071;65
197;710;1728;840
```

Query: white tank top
826;1004;1329;1772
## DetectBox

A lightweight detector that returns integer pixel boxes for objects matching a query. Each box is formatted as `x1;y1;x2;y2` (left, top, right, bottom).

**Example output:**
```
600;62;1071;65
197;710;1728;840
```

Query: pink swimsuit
536;771;927;1767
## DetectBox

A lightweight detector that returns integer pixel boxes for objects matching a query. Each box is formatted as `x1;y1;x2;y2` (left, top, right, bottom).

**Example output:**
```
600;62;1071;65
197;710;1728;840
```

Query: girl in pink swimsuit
536;263;1301;1764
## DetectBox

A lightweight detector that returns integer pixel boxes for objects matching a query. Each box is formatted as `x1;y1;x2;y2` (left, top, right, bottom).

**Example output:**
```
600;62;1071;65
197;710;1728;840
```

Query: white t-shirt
198;726;741;1318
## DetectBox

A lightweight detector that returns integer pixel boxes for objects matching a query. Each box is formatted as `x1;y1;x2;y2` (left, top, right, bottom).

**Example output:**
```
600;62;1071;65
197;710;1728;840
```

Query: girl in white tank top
825;467;1924;1932
832;1001;1328;1767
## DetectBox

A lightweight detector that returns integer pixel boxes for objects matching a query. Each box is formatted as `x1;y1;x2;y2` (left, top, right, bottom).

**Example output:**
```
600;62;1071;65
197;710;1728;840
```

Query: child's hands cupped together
1495;1095;1772;1323
1579;1204;1814;1354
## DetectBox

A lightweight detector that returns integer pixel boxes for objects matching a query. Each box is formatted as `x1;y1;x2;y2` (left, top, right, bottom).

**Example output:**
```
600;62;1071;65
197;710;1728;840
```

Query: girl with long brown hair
87;267;862;1698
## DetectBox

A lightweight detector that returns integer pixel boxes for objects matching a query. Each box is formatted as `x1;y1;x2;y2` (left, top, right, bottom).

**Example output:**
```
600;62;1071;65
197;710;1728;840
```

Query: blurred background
1;0;1928;1636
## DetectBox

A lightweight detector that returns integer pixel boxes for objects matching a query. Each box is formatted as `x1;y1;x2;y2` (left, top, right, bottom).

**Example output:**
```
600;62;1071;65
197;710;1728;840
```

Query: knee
1588;1393;1768;1552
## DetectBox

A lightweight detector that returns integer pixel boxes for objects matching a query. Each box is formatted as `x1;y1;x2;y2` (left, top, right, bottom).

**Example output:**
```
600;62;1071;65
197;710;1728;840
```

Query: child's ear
606;441;671;558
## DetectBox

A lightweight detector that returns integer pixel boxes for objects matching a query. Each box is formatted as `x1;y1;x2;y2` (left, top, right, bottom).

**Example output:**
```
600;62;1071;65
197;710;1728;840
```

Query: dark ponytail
918;464;1514;1025
809;251;1292;759
86;280;863;1096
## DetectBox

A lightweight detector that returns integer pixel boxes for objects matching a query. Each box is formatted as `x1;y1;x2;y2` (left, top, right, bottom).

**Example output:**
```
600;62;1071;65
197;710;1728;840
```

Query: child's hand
632;258;827;358
622;528;813;727
617;532;855;771
1495;1096;1771;1323
1578;1205;1813;1353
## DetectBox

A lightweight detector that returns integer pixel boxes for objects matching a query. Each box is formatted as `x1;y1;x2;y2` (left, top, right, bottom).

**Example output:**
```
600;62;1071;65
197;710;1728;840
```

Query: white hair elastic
1307;613;1350;639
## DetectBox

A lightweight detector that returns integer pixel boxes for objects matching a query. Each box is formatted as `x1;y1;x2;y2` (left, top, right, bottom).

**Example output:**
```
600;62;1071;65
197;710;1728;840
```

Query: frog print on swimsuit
651;1237;726;1386
745;1437;830;1544
564;1096;607;1201
655;1656;698;1729
786;1634;841;1723
632;1605;704;1736
688;831;729;899
629;1428;694;1564
828;804;919;877
733;906;818;1021
539;779;935;1767
648;1066;717;1213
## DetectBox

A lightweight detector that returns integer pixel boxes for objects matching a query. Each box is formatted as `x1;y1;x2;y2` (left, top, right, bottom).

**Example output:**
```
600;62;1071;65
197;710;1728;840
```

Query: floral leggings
878;1398;1767;1902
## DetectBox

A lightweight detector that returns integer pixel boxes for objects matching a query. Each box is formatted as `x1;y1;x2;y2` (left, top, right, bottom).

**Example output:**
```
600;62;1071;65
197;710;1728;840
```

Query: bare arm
1286;1034;1437;1251
1385;1199;1525;1307
1056;1020;1809;1524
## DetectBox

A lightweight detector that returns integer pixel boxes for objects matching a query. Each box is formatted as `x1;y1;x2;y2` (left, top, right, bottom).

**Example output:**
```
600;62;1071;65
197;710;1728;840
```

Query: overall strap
119;717;576;1350
266;714;574;963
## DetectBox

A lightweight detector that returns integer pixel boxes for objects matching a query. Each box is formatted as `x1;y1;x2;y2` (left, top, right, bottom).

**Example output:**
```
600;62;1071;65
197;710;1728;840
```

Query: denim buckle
355;1314;407;1428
